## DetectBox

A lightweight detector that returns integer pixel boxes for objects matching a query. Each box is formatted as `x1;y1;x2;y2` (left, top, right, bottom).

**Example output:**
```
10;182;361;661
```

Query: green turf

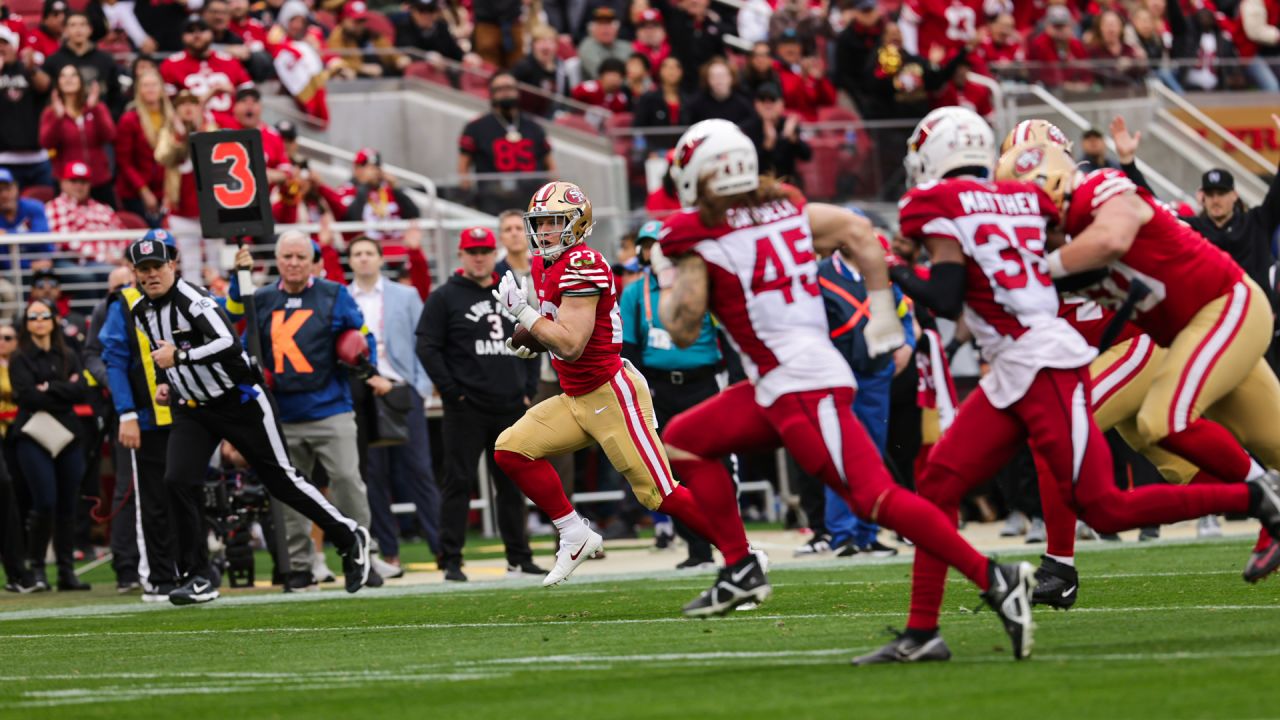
1;539;1273;718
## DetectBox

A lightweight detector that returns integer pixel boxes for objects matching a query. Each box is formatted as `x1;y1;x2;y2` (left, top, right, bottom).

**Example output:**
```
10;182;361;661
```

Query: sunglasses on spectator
33;279;59;288
27;312;53;321
0;334;15;341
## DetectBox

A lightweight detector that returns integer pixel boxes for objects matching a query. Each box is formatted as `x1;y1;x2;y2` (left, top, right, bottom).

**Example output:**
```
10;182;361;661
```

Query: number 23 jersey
532;246;623;396
659;194;856;407
899;178;1095;408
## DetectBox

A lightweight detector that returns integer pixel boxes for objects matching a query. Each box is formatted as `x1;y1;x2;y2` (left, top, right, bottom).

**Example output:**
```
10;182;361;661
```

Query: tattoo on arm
658;255;709;348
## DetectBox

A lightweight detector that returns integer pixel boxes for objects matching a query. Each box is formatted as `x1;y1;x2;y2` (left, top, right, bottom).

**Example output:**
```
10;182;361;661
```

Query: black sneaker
340;526;372;594
141;583;176;603
1248;470;1280;540
29;569;49;592
980;561;1036;660
506;560;546;577
1244;542;1280;584
365;568;384;588
793;533;832;557
851;628;952;666
283;571;318;593
674;557;716;571
116;579;141;594
1138;526;1160;542
57;572;91;592
443;565;467;582
169;575;219;606
682;553;771;618
1031;555;1078;610
858;540;899;558
3;577;37;594
833;540;859;557
653;522;675;551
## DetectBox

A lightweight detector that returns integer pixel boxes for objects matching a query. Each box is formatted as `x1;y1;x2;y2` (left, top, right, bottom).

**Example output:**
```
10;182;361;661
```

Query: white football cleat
543;518;604;587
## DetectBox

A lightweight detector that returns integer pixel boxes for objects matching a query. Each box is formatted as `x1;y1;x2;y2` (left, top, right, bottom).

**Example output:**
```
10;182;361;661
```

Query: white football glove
493;270;541;330
864;288;906;357
505;337;539;359
648;242;677;289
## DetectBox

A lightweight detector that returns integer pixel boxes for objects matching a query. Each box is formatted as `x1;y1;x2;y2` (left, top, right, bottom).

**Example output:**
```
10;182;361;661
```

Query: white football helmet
671;119;759;207
903;106;996;187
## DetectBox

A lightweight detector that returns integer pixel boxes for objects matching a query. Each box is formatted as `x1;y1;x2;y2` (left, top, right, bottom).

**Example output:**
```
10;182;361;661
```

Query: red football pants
665;381;991;584
908;367;1250;630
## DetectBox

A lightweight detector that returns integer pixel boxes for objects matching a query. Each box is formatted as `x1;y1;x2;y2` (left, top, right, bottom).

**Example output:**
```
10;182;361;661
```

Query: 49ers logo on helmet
563;186;585;205
1014;147;1045;175
1047;125;1069;146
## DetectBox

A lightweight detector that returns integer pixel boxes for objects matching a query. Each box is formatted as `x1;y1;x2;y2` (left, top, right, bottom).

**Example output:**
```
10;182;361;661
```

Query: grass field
1;538;1273;719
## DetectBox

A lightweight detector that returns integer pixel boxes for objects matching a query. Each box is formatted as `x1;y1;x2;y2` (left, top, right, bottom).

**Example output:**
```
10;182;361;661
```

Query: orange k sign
271;310;315;374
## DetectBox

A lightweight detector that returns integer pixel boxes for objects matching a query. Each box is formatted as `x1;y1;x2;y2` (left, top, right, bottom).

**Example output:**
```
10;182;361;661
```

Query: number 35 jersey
899;178;1095;408
532;246;623;396
660;193;855;407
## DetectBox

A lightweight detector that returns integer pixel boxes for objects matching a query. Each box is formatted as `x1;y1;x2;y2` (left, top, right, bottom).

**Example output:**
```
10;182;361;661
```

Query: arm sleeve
81;305;108;387
406;247;431;300
223;272;245;320
393;188;420;219
99;301;139;417
1119;161;1154;196
1255;155;1280;232
1243;0;1280;46
184;295;240;363
888;262;966;320
38;108;60;150
116;117;146;190
416;293;460;401
10;355;51;411
94;103;117;142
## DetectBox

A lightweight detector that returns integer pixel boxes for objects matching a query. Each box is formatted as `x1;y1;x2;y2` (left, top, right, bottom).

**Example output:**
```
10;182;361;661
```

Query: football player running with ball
491;181;739;592
648;119;1042;637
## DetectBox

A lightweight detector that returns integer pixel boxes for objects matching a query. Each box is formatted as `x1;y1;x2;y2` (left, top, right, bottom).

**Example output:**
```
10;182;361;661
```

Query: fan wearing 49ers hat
491;180;730;591
415;225;545;581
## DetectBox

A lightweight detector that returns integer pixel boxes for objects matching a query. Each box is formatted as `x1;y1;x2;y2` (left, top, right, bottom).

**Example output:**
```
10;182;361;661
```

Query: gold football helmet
524;181;594;262
996;141;1080;210
1000;119;1074;154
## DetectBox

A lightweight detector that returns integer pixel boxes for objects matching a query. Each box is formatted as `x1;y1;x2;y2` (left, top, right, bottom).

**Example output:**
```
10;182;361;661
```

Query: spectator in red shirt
114;68;168;228
228;0;268;51
155;90;219;279
1087;10;1148;87
1027;5;1092;90
773;30;836;122
931;57;994;120
632;8;670;77
44;161;126;265
39;64;117;208
22;0;65;65
159;15;253;128
228;86;290;183
572;57;631;113
974;12;1026;80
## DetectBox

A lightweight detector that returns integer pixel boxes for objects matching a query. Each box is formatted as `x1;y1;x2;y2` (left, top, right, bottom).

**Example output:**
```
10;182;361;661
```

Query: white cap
276;0;309;28
0;25;19;47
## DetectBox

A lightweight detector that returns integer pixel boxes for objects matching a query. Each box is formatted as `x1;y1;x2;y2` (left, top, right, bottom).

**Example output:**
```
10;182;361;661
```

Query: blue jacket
818;254;914;376
99;287;174;431
0;199;53;269
226;276;376;424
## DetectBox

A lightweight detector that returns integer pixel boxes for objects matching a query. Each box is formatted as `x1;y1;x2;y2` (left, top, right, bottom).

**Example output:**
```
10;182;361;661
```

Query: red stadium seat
364;10;394;41
314;10;337;30
116;211;149;230
604;112;632;132
9;0;42;17
21;185;53;203
459;65;494;98
405;60;451;86
557;35;577;59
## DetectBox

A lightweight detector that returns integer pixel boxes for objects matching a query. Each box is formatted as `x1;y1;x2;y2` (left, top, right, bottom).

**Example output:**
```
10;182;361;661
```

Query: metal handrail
1023;83;1193;203
1149;80;1275;174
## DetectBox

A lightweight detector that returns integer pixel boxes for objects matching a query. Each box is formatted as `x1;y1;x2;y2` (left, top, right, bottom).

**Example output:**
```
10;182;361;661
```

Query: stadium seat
21;185;53;203
9;0;42;16
603;112;633;132
459;64;495;98
314;9;337;30
404;60;451;87
554;114;598;135
116;211;148;230
364;10;394;40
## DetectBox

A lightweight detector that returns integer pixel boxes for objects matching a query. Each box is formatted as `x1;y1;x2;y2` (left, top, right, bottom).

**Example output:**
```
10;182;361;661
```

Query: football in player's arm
651;203;903;356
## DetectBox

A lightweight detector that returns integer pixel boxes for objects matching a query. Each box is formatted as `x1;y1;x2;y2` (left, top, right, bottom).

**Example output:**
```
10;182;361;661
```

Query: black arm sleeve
889;263;966;320
1119;161;1154;196
1052;268;1110;293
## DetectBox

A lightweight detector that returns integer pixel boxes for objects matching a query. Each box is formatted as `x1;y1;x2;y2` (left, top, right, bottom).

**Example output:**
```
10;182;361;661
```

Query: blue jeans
825;364;893;548
1246;57;1280;92
16;436;84;517
367;389;441;557
1154;67;1185;95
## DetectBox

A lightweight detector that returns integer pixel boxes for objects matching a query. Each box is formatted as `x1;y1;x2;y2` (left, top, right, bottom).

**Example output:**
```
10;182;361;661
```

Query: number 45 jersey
659;192;856;407
898;178;1095;408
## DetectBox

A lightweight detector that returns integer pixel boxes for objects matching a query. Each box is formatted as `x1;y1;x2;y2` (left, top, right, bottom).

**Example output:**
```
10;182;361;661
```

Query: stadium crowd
0;0;1277;599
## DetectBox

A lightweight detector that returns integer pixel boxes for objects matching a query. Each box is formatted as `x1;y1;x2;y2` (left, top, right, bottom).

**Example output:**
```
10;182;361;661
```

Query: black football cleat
1032;555;1078;610
1248;471;1280;540
169;575;219;606
682;553;771;618
1243;541;1280;584
341;526;372;593
980;561;1036;660
851;629;952;666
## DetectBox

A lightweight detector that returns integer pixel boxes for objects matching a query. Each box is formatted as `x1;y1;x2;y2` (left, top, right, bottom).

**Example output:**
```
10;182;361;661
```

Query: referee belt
648;365;719;386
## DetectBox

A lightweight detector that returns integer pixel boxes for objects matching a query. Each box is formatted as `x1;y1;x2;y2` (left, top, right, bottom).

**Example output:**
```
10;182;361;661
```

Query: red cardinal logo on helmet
676;136;706;169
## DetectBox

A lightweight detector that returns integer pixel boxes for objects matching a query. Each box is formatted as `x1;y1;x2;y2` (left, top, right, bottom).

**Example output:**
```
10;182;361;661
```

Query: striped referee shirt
131;277;255;404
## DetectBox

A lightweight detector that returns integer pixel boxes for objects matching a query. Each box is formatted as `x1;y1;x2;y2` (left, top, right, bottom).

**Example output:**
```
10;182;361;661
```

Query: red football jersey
1057;296;1142;348
1063;169;1244;347
660;189;858;406
160;50;253;128
899;177;1095;407
570;80;630;113
531;244;623;396
901;0;985;59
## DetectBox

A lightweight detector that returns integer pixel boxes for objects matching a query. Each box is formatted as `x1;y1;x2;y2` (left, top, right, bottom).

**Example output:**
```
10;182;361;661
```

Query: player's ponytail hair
696;174;792;228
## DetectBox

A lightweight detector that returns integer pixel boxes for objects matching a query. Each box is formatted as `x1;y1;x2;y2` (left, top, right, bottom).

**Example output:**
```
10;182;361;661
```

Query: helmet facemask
524;208;590;262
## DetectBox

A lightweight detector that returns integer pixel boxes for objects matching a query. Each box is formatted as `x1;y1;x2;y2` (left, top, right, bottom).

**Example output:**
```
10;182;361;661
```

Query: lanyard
642;269;655;326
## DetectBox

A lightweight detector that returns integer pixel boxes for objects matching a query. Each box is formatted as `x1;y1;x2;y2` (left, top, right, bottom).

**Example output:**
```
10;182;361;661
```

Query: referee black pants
164;386;358;578
439;400;532;569
112;430;180;588
650;370;720;564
